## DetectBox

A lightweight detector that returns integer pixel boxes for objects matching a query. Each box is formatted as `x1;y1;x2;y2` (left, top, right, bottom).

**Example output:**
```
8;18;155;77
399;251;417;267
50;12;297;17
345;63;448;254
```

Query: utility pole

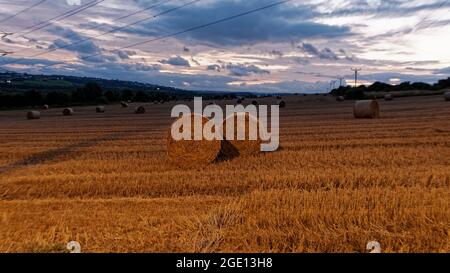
351;68;362;87
338;77;345;87
330;80;337;92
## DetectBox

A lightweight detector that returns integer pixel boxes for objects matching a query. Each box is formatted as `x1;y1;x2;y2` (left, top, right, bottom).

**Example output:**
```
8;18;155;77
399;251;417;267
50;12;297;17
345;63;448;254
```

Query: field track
0;95;449;252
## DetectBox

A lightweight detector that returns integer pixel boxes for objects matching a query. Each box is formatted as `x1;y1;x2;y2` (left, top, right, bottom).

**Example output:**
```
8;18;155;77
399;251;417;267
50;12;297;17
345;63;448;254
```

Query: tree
83;81;103;101
134;91;149;102
71;88;86;102
367;82;392;92
121;89;134;101
104;90;119;102
24;89;43;106
46;91;70;106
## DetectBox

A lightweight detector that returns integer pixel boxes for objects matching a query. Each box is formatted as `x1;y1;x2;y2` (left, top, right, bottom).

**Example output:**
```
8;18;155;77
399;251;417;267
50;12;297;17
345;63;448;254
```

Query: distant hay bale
251;100;258;106
385;94;394;101
445;92;450;101
221;112;262;157
134;106;146;114
121;101;129;108
96;106;105;113
26;111;41;120
353;100;380;119
167;113;221;167
41;104;49;110
278;100;286;108
336;96;345;102
63;108;74;116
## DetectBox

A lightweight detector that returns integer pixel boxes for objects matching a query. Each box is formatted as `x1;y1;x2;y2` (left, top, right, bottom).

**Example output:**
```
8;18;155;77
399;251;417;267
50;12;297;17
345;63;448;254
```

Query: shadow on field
0;131;131;175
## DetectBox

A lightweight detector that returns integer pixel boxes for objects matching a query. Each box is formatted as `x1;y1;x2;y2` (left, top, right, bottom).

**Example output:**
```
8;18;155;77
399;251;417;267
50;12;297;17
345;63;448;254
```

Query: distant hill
0;71;256;96
0;71;262;109
0;71;189;95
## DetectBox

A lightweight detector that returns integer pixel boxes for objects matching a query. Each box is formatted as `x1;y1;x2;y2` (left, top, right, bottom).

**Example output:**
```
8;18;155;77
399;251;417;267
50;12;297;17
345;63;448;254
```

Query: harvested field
0;95;449;253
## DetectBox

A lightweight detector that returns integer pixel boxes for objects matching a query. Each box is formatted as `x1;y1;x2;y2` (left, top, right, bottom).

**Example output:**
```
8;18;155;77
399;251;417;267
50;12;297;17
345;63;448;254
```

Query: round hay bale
278;100;286;108
251;100;258;106
336;96;345;102
121;101;129;108
41;104;49;110
167;113;221;167
96;106;105;113
134;106;146;114
385;94;394;101
445;92;450;101
26;111;41;120
63;108;74;116
221;112;262;157
353;100;380;119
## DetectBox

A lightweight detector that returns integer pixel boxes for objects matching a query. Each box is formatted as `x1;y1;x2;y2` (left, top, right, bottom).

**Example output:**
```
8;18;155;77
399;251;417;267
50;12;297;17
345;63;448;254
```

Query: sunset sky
1;0;449;93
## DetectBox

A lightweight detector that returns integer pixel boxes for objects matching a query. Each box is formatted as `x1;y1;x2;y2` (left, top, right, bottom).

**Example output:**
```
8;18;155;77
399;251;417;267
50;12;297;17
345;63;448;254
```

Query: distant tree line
0;81;239;109
331;77;450;100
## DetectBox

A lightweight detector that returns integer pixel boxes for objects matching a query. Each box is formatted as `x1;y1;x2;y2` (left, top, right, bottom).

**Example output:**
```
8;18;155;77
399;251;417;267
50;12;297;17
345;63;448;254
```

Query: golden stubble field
0;95;449;253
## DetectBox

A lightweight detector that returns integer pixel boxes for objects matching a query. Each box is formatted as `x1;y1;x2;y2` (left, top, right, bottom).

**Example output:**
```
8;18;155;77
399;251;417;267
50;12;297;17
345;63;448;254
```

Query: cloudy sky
0;0;449;93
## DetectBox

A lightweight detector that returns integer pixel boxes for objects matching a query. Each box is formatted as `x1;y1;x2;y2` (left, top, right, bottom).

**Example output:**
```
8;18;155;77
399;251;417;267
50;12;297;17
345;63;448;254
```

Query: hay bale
251;100;258;106
96;106;105;113
336;96;345;102
385;94;394;101
221;112;262;157
121;101;129;108
445;92;450;101
41;104;49;110
353;100;380;119
278;100;286;108
134;106;146;114
63;108;74;116
167;113;221;167
26;111;41;120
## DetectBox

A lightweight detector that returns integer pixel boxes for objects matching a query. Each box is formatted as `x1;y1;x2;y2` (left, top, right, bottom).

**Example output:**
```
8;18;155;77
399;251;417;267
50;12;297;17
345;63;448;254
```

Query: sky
0;0;450;93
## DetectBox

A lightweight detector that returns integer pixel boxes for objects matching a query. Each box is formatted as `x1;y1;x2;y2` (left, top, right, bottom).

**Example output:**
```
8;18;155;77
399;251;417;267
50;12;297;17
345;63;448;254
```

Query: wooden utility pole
351;68;362;87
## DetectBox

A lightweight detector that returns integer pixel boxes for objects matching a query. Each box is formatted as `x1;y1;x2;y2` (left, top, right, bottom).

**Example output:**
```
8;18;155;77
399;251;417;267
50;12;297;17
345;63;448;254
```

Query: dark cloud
47;26;102;57
207;64;222;72
225;63;270;77
268;50;283;58
126;1;352;45
160;56;191;67
298;43;338;60
115;50;137;60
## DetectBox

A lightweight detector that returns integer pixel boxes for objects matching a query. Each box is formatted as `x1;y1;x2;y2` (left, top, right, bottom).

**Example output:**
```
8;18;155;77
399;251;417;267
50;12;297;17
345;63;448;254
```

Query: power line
14;0;106;38
32;0;196;58
0;0;47;24
413;0;450;32
114;0;175;22
30;0;175;49
4;0;197;66
2;0;292;70
0;49;14;56
1;31;13;39
43;0;292;69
